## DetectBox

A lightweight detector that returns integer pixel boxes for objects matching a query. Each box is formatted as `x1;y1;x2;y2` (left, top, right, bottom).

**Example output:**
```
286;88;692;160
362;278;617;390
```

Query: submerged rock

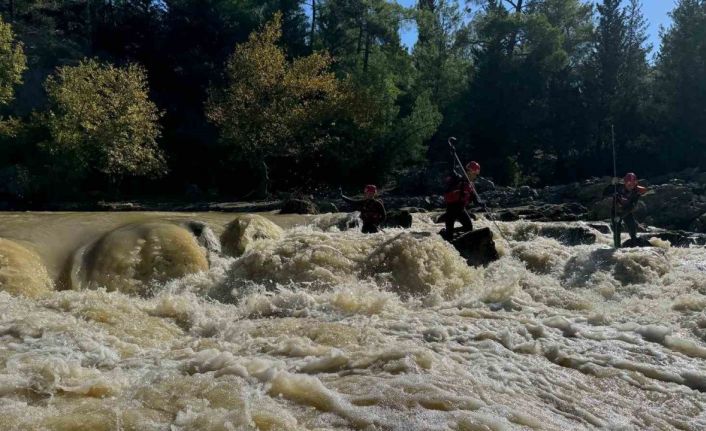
70;222;209;296
221;214;283;257
537;225;596;246
0;238;53;298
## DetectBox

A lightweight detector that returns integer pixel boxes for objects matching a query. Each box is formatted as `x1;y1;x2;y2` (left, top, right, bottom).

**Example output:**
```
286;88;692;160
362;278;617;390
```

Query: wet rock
435;211;478;225
538;225;596;246
0;238;53;298
518;185;538;199
588;223;611;234
280;198;319;215
621;237;653;248
448;227;500;266
630;231;706;248
336;213;360;231
384;209;413;229
497;209;520;222
475;177;496;193
221;215;283;257
72;222;209;296
316;201;338;214
499;203;587;222
184;221;222;253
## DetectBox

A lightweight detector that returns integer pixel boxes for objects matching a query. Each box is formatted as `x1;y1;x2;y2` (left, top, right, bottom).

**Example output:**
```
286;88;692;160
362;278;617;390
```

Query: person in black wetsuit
611;172;647;247
442;161;483;241
341;185;386;234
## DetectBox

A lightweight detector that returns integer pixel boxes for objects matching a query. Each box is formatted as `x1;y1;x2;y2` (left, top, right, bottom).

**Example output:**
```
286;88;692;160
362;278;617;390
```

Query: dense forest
0;0;704;202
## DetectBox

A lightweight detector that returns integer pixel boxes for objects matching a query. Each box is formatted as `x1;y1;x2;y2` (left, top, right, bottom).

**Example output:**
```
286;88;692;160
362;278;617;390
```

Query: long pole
447;137;509;243
610;124;618;192
611;124;620;248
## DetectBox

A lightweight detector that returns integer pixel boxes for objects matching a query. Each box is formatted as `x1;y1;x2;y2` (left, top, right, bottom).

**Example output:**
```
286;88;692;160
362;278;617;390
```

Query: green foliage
43;59;165;183
206;13;346;172
654;0;706;169
0;16;26;107
0;0;700;199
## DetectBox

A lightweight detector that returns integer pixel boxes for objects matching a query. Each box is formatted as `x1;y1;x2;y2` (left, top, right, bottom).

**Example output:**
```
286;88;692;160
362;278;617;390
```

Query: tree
0;15;26;107
43;59;165;185
579;0;652;176
206;13;347;185
654;0;706;169
463;0;576;185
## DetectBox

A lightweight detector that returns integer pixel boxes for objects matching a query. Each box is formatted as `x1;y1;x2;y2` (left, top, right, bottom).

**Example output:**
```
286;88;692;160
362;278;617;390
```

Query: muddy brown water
1;211;706;430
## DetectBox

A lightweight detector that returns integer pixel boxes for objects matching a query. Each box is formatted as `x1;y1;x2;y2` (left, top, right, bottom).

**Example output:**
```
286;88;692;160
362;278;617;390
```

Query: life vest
444;175;474;205
360;199;385;224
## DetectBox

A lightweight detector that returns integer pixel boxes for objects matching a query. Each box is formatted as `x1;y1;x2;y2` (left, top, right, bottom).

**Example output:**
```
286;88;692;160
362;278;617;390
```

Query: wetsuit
611;185;642;246
341;195;386;234
443;170;481;240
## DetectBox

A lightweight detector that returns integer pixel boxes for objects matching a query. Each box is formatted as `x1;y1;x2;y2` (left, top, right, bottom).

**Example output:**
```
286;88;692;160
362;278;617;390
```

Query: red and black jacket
444;171;479;206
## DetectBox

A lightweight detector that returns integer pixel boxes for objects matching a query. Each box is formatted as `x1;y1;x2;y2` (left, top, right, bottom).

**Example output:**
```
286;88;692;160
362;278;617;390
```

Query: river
1;211;705;430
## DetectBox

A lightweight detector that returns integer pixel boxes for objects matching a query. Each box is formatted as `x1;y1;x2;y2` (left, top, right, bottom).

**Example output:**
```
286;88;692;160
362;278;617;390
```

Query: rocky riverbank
3;168;706;235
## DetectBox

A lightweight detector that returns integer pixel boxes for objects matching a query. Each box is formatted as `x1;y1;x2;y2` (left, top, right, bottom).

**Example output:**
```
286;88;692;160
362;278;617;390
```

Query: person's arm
340;191;361;206
378;200;386;222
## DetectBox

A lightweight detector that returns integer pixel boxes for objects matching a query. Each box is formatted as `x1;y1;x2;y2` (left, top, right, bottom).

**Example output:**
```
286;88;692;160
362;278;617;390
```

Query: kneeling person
342;185;386;233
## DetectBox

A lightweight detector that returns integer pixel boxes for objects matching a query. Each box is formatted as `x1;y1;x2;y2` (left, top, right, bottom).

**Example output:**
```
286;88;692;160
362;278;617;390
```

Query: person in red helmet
611;172;648;247
442;160;483;240
341;184;386;234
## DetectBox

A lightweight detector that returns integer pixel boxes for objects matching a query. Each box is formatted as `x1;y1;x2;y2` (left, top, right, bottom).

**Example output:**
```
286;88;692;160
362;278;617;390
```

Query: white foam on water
1;215;706;430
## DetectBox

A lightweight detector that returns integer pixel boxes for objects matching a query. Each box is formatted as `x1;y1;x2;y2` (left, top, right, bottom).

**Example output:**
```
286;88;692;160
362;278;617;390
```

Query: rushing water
1;211;706;430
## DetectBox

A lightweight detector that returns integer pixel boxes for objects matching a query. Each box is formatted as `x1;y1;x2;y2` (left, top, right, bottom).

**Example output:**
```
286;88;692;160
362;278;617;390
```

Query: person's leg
613;218;623;247
458;209;474;232
445;206;458;239
362;223;377;234
624;213;638;240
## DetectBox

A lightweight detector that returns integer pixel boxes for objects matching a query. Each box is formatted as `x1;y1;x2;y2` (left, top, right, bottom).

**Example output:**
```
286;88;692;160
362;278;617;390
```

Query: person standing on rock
341;185;386;234
442;161;483;240
611;172;648;247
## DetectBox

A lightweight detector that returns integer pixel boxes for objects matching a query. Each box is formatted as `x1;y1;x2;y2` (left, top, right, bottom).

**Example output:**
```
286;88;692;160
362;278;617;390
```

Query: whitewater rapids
1;211;706;430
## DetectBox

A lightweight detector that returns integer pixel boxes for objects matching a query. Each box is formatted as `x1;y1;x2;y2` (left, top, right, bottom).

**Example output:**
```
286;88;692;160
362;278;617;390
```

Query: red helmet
624;172;638;185
466;161;481;174
364;184;377;194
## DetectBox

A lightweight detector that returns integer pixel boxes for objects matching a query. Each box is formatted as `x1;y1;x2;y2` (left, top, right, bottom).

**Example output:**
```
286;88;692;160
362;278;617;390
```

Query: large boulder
448;227;500;266
70;223;209;296
221;215;283;257
0;238;53;298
